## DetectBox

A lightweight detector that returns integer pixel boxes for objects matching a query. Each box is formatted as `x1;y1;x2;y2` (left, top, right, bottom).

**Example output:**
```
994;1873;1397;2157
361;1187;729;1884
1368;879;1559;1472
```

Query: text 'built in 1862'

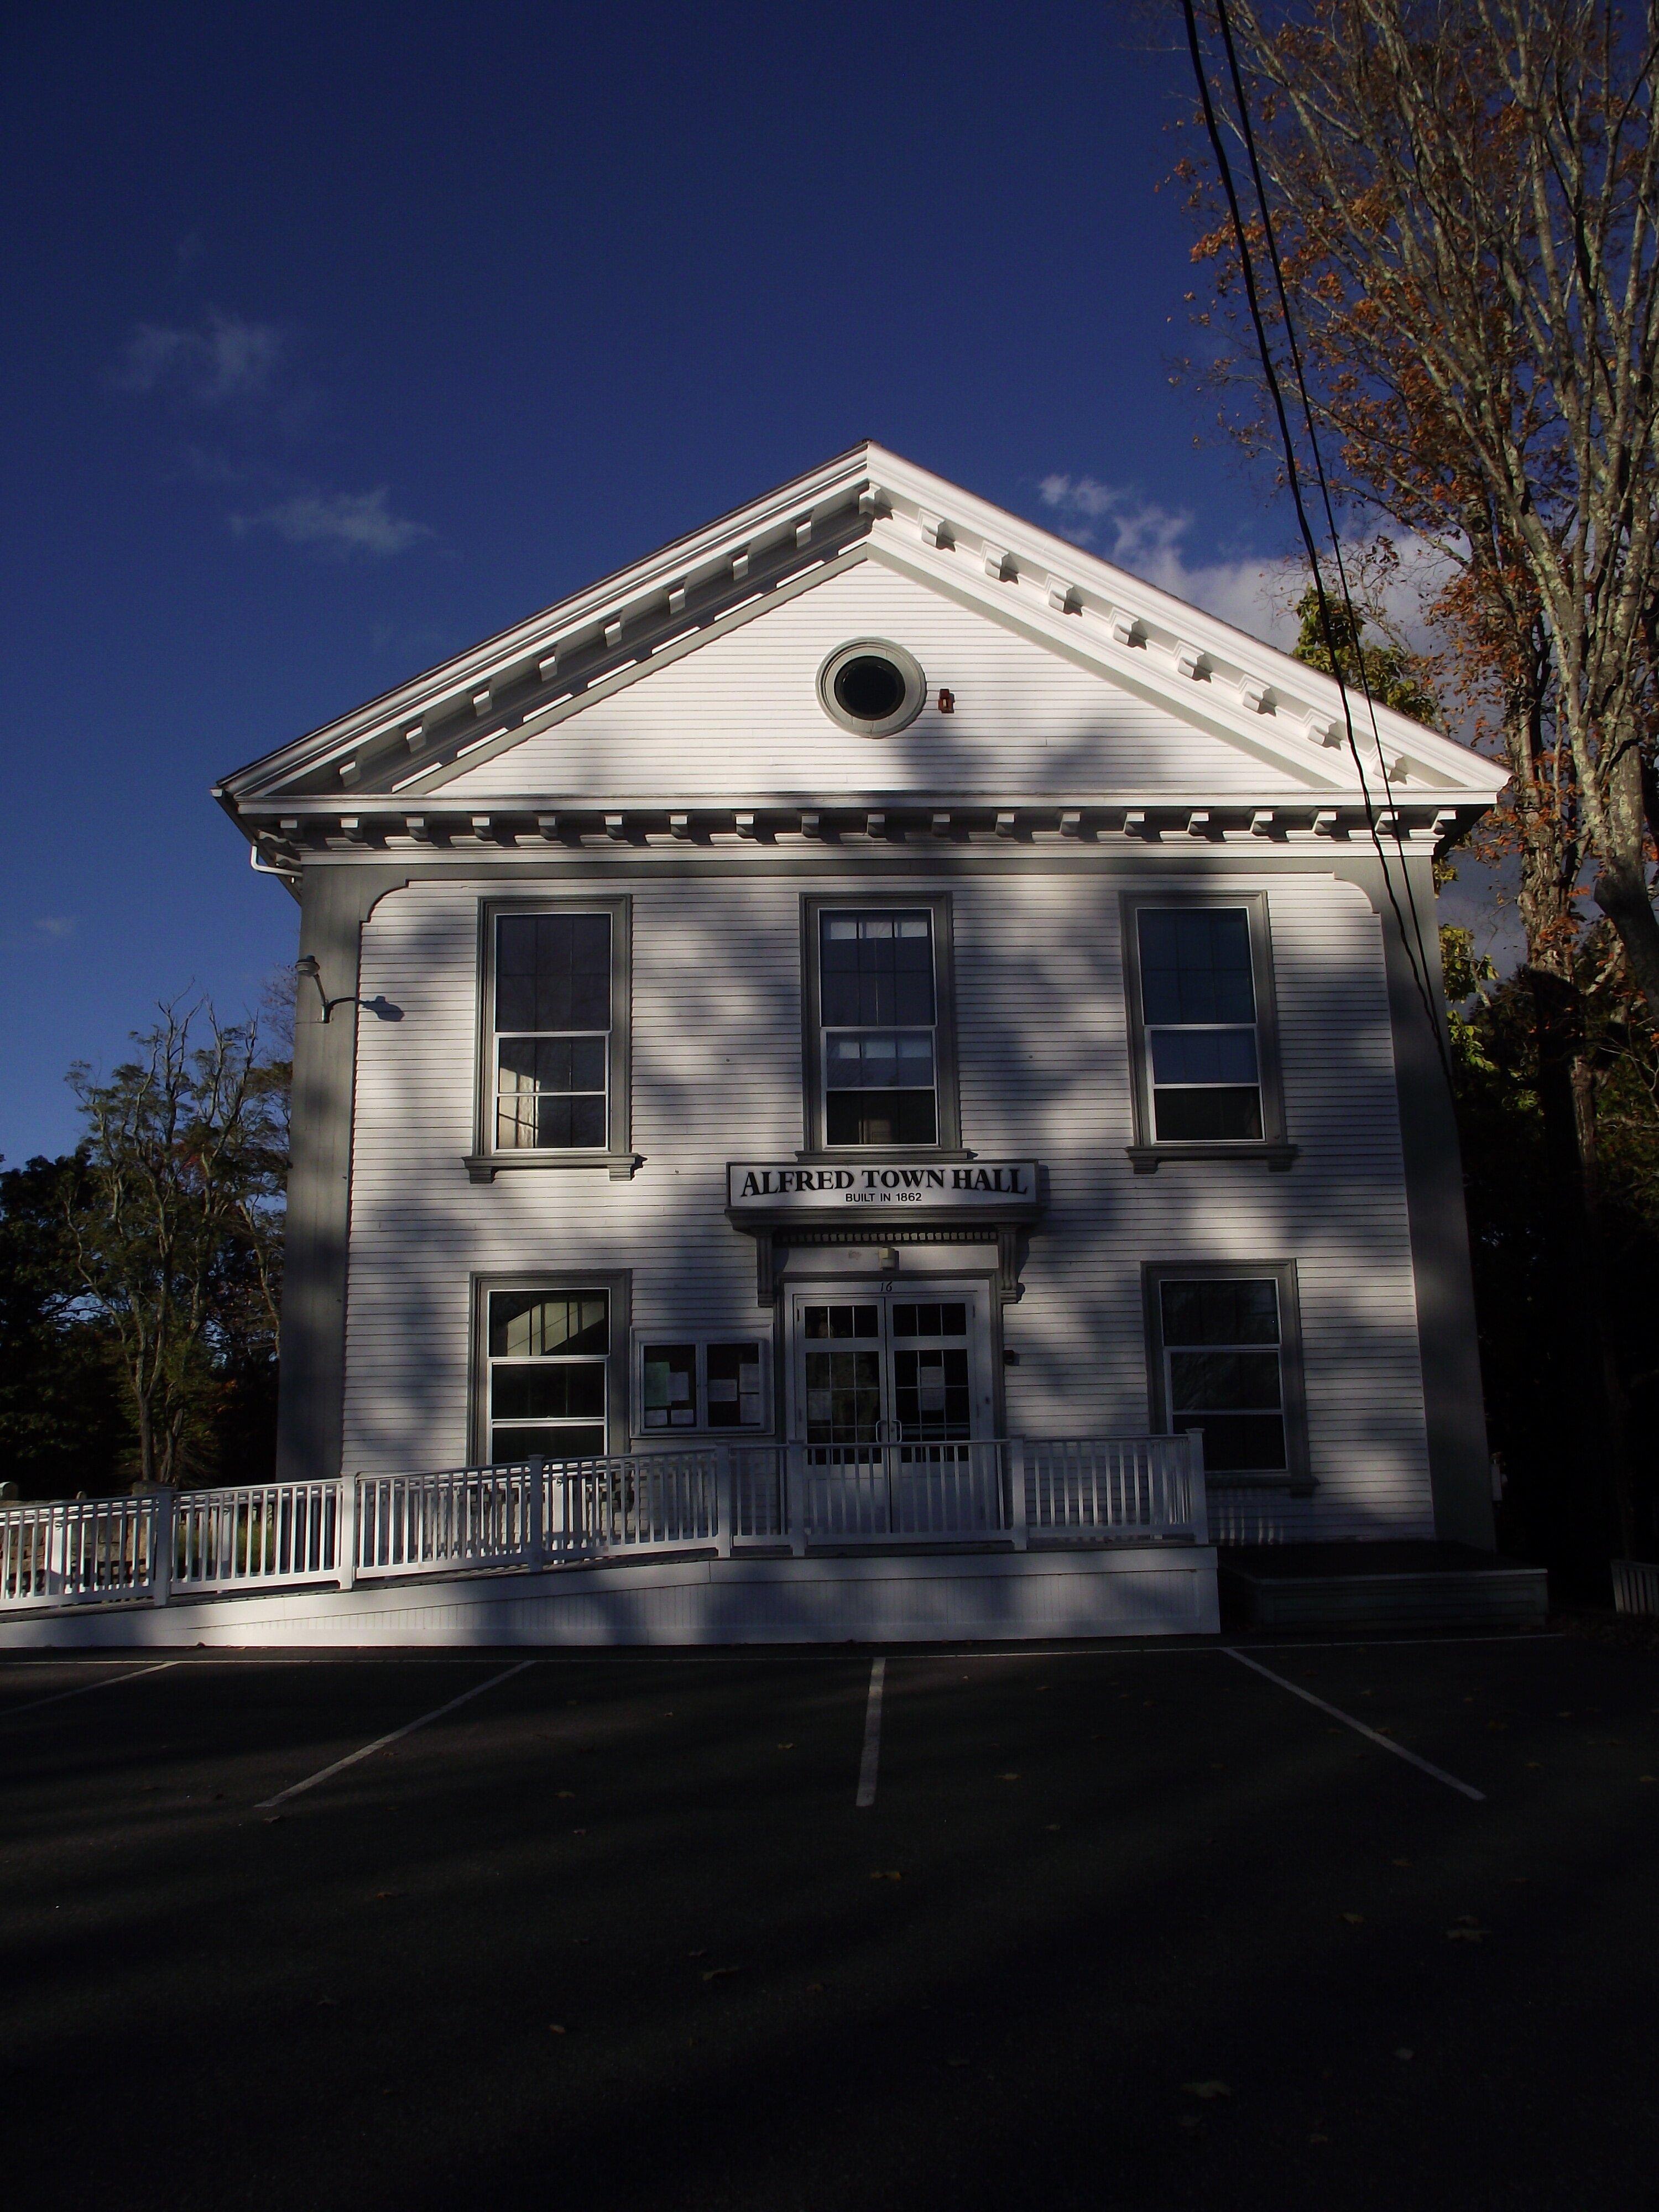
726;1161;1041;1212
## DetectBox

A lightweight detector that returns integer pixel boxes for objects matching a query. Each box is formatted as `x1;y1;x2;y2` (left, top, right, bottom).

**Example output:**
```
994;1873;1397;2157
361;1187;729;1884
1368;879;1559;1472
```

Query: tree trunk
1524;964;1621;1583
1569;1055;1638;1562
134;1394;156;1491
1594;874;1659;1027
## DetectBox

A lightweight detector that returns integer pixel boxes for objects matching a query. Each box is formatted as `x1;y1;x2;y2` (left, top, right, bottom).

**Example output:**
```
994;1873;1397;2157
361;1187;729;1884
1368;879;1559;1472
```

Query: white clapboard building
189;443;1505;1646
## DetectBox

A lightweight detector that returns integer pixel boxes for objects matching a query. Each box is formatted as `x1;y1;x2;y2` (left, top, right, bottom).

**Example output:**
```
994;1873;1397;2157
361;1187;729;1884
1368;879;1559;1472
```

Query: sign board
727;1160;1041;1213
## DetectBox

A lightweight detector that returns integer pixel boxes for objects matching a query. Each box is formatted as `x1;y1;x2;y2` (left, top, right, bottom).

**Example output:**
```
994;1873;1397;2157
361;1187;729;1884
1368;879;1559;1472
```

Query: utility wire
1209;0;1448;1060
1180;0;1457;1094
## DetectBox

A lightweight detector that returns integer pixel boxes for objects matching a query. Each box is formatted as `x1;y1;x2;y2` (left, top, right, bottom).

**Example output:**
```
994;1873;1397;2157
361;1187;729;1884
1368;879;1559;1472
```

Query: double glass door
788;1285;998;1537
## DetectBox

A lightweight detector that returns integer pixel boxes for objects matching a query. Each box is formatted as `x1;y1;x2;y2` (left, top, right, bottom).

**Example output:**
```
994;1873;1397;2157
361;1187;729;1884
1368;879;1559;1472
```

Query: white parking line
855;1657;885;1808
1227;1647;1486;1802
930;1632;1559;1660
0;1661;179;1722
255;1661;536;1809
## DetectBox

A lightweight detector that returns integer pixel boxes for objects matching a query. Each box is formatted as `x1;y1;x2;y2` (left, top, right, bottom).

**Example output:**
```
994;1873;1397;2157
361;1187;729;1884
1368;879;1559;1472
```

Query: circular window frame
816;638;927;738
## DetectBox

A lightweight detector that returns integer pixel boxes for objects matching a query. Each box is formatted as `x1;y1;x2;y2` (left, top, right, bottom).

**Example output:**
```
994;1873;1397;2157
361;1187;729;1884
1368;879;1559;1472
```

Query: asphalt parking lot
3;1630;1656;2212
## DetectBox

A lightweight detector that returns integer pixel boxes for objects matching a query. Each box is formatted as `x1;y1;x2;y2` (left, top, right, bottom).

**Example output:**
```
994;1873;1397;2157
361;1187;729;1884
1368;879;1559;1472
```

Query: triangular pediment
217;442;1506;841
436;556;1333;804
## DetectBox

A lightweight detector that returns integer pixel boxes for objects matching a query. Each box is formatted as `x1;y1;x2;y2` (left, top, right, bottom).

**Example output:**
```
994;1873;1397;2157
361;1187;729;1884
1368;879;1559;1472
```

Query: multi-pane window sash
820;912;938;1145
494;913;611;1150
487;1291;609;1463
1160;1279;1286;1474
1138;908;1264;1142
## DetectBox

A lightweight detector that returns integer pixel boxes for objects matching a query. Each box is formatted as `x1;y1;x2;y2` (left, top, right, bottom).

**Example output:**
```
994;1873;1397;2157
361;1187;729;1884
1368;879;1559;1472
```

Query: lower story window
639;1338;768;1432
486;1289;609;1461
1152;1274;1291;1476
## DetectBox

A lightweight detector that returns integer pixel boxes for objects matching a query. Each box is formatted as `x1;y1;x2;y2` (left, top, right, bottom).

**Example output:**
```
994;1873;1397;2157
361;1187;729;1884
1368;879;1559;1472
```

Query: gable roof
216;442;1507;849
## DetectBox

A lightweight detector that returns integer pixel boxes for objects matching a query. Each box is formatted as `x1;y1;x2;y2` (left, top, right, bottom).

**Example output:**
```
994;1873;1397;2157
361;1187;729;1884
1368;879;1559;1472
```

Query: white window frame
1141;1260;1312;1494
630;1331;773;1439
1120;890;1295;1171
799;893;964;1159
468;896;635;1182
471;1271;630;1463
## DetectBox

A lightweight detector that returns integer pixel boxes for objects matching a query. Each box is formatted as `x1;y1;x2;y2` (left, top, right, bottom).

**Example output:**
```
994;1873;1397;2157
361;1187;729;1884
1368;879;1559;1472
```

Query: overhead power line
1180;0;1457;1096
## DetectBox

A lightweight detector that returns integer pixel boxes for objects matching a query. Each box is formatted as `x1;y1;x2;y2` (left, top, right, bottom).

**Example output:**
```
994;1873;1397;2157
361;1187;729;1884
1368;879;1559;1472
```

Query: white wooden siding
440;562;1317;802
341;866;1434;1542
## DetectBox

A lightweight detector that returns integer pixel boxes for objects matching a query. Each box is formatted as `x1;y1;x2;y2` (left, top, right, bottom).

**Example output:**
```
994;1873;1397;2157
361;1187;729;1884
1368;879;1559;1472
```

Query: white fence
1611;1558;1659;1618
795;1441;1009;1541
1022;1436;1204;1542
0;1433;1207;1613
0;1496;159;1606
174;1482;341;1595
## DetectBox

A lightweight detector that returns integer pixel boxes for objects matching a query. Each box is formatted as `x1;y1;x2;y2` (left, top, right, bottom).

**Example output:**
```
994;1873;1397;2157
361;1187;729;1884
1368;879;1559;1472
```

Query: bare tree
66;1002;288;1489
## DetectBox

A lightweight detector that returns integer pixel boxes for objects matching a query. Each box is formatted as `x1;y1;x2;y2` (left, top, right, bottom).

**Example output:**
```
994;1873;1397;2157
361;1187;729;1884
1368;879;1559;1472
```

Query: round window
817;638;926;737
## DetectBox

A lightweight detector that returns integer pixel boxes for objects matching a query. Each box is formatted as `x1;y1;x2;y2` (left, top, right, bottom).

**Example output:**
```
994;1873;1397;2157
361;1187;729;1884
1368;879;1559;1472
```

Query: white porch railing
174;1481;341;1595
1611;1558;1659;1617
1022;1436;1205;1542
792;1441;1009;1542
0;1495;159;1608
0;1433;1207;1613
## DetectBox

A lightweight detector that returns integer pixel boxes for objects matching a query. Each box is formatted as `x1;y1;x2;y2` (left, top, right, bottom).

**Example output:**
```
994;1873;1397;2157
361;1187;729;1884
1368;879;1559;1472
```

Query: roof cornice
216;441;1507;825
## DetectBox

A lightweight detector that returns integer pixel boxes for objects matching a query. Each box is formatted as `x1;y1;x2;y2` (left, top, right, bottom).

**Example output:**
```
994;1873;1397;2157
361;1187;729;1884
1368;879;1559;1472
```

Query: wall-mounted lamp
295;955;404;1025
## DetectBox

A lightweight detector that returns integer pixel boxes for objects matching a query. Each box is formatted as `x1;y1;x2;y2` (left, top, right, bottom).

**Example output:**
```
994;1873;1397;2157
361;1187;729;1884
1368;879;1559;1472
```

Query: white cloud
231;486;432;558
1038;474;1293;645
31;916;76;940
114;310;283;404
1037;473;1455;658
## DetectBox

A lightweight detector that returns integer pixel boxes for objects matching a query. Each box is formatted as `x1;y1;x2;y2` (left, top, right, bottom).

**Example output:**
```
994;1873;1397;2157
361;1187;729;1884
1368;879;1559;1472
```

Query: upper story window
471;898;634;1182
797;896;962;1156
822;911;938;1145
1139;908;1261;1140
1121;892;1292;1170
495;912;611;1149
799;895;962;1156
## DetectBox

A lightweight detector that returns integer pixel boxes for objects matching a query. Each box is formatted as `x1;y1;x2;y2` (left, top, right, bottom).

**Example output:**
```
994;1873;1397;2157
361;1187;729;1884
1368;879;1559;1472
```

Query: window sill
631;1433;776;1448
795;1147;974;1164
1205;1472;1318;1496
466;1152;641;1184
1126;1142;1298;1175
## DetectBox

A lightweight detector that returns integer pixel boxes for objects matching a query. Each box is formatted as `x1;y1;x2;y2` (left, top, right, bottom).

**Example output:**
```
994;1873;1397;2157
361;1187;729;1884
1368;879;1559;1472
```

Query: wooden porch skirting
0;1545;1219;1648
1218;1542;1548;1631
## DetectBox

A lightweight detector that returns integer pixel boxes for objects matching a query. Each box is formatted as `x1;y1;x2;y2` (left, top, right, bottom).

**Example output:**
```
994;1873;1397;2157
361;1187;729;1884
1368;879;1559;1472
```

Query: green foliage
1439;925;1500;1081
1451;949;1659;1566
0;1152;130;1499
1291;580;1438;724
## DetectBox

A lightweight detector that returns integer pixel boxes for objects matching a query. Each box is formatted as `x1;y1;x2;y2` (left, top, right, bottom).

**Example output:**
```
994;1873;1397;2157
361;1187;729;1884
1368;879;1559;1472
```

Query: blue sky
0;1;1410;1165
